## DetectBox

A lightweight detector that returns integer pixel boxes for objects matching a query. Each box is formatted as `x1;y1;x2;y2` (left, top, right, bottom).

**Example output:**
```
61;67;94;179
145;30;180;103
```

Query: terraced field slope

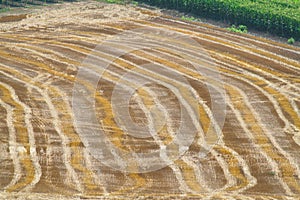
0;1;300;199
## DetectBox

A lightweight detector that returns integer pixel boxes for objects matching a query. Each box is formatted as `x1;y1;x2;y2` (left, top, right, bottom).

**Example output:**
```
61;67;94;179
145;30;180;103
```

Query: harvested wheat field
0;1;300;199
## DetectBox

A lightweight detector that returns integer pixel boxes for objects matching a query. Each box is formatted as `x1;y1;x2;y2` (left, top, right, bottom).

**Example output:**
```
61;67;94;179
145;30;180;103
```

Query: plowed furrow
0;98;18;189
130;19;300;74
147;45;300;194
88;44;254;193
0;63;107;194
0;67;79;193
0;82;40;192
150;17;300;60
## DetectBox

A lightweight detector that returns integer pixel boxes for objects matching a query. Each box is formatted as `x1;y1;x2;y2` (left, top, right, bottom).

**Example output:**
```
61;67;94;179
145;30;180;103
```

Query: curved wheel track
0;1;299;199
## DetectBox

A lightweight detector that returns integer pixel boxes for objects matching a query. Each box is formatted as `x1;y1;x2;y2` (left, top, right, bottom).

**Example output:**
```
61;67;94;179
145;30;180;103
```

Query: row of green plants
135;0;300;40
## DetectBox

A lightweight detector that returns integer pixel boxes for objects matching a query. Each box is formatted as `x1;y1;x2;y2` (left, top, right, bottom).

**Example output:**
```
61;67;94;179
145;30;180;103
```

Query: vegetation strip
136;0;300;39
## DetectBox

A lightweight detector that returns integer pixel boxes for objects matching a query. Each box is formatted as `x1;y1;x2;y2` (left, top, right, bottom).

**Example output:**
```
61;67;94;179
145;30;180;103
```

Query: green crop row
136;0;300;39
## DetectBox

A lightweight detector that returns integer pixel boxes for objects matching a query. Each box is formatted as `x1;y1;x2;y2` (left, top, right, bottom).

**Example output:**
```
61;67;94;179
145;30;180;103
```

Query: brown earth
0;1;300;199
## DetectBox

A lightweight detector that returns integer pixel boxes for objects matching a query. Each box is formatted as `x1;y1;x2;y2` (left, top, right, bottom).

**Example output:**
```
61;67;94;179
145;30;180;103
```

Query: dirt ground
0;1;300;199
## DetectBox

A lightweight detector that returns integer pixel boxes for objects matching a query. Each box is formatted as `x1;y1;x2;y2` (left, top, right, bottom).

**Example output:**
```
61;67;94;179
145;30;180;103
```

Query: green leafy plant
287;37;295;44
268;171;276;176
102;0;133;4
132;1;138;6
227;25;248;34
97;0;123;4
106;0;121;3
181;16;196;21
0;7;10;13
